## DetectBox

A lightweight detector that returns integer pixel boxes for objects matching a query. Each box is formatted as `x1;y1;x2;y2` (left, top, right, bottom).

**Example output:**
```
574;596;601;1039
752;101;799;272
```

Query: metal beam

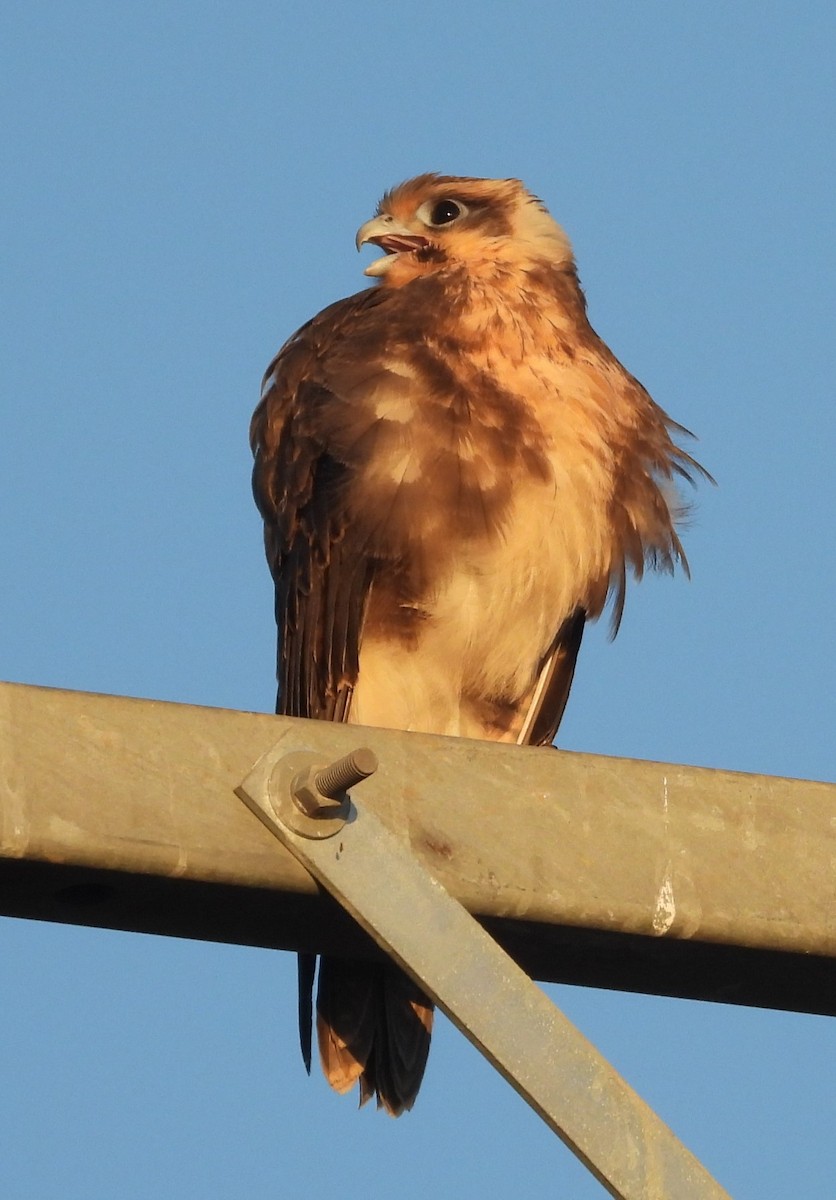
1;680;835;1013
236;740;730;1200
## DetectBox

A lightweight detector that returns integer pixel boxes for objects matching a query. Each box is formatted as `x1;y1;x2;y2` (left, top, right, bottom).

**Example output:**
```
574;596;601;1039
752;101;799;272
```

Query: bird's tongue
374;234;429;255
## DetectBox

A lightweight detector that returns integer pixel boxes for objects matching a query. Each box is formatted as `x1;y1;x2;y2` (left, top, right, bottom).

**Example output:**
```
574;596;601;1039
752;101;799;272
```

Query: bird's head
355;174;574;286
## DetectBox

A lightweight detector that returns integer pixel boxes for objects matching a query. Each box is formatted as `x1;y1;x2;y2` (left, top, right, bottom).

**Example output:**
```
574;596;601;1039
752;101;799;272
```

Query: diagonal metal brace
236;741;732;1200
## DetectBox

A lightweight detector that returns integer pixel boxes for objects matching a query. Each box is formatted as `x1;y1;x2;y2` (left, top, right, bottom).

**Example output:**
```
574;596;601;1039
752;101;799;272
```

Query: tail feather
374;967;433;1114
312;956;434;1115
297;953;316;1073
315;956;377;1095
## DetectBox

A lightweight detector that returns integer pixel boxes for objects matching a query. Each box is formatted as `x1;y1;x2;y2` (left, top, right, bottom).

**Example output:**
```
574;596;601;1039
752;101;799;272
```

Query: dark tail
298;954;433;1115
297;953;317;1072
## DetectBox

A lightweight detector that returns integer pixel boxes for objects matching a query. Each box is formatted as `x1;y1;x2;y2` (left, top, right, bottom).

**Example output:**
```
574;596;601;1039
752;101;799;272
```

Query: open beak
355;215;430;277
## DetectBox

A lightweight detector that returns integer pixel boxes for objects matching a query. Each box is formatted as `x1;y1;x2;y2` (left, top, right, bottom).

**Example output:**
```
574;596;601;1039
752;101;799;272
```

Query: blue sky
1;3;834;1196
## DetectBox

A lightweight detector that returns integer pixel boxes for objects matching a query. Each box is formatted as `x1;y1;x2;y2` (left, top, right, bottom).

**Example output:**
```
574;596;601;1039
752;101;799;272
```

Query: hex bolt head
291;748;378;819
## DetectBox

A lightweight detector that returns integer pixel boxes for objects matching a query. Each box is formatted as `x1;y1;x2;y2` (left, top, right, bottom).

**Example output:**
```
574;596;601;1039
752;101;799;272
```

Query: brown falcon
250;173;707;1115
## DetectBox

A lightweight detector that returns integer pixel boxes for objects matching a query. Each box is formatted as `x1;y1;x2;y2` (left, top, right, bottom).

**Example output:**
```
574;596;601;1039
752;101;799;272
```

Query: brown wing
250;291;387;721
516;607;586;747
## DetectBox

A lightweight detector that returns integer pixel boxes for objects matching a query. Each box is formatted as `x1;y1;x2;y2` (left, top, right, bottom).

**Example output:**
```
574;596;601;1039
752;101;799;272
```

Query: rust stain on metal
419;832;454;860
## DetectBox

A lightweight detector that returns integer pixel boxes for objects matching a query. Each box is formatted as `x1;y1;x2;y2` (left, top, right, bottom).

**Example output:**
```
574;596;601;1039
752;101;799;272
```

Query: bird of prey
250;173;707;1116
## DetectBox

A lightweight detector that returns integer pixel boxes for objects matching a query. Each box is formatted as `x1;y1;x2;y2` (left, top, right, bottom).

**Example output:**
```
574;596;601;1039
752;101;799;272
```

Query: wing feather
516;608;586;747
251;294;384;722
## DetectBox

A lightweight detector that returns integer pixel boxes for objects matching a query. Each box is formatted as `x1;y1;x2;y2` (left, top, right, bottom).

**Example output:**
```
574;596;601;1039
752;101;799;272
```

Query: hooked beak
355;215;430;277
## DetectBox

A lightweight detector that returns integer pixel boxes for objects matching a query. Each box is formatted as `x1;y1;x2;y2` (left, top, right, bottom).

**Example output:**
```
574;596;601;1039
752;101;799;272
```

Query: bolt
315;748;378;798
291;747;379;819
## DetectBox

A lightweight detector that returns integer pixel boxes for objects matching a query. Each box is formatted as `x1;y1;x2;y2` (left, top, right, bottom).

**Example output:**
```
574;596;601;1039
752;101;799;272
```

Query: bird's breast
352;348;621;701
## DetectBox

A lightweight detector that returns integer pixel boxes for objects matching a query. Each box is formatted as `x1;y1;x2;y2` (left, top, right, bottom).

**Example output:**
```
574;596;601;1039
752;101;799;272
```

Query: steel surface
237;745;731;1199
1;681;835;1012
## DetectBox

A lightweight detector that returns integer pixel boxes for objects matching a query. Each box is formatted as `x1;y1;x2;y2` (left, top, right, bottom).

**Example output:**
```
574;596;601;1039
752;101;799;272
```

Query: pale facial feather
364;175;574;284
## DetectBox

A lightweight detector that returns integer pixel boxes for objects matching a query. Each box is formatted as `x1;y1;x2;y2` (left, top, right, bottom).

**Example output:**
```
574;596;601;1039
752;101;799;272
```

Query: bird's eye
417;199;467;227
431;199;463;224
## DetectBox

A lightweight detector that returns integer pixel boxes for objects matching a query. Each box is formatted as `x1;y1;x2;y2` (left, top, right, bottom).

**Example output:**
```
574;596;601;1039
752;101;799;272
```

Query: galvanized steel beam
1;680;835;1013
